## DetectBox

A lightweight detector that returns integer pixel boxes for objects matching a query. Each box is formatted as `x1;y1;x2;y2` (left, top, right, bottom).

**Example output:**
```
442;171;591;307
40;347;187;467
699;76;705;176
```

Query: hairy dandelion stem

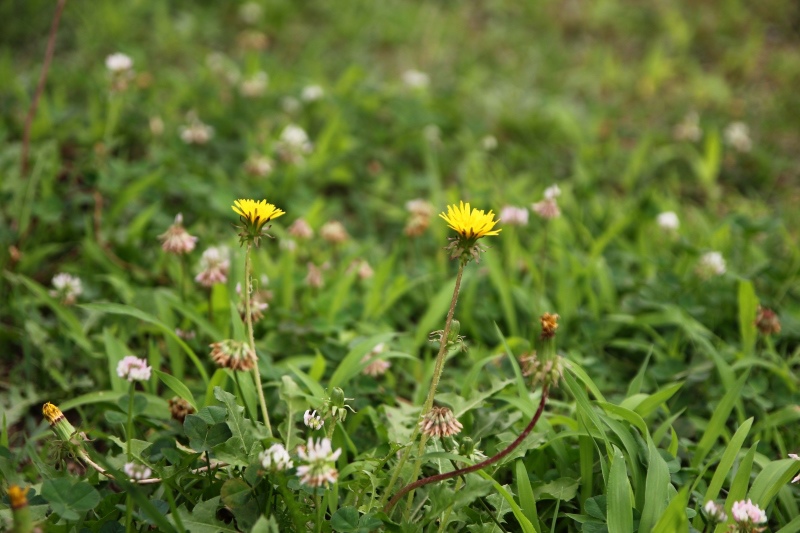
385;385;549;514
244;243;272;436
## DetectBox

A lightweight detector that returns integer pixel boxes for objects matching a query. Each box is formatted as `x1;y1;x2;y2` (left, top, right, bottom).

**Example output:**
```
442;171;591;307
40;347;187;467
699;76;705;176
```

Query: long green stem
314;492;323;533
125;383;135;532
244;243;272;436
379;259;466;510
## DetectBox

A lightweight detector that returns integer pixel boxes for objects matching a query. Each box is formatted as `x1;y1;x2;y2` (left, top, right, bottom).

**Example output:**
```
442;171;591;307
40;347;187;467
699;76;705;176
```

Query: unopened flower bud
420;407;463;438
43;402;78;443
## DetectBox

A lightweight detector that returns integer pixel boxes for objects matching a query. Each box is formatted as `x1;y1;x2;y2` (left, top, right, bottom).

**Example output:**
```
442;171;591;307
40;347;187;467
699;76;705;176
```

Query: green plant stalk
125;383;135;533
244;242;272;436
315;492;323;533
379;259;466;510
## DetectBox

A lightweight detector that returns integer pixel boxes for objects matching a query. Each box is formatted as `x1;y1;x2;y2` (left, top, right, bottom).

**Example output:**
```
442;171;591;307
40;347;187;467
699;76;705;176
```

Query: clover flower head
697;251;726;278
123;462;153;481
304;410;325;430
481;135;498;151
195;246;230;287
159;213;198;254
674;111;701;142
179;116;214;145
50;273;83;305
657;211;680;231
532;198;561;220
402;69;430;89
260;443;293;471
209;340;257;372
755;306;781;335
320;220;349;244
306;262;324;288
361;343;391;376
106;53;133;72
240;71;268;98
238;2;263;24
277;124;312;163
731;499;766;526
168;397;195;423
420;406;463;438
499;205;529;226
288;218;314;239
543;184;562;200
301;85;324;102
296;438;342;488
245;154;274;178
703;500;727;523
725;122;752;153
117;356;152;382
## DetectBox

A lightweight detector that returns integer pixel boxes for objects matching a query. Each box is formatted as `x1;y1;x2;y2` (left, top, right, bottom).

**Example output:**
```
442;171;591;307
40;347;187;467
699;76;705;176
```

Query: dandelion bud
420;407;463;438
42;402;77;443
324;387;355;423
540;313;559;340
459;437;476;457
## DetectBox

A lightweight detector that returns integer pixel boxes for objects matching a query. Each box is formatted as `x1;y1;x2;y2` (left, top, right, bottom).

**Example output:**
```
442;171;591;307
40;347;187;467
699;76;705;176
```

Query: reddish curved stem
385;385;549;514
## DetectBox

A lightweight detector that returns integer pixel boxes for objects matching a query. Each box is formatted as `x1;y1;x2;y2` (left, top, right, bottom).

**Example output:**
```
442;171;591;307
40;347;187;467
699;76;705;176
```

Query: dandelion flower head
439;201;501;240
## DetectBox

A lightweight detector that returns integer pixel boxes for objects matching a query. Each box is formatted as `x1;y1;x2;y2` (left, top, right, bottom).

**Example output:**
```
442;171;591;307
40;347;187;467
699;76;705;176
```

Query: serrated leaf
41;478;102;521
214;387;256;455
534;478;579;501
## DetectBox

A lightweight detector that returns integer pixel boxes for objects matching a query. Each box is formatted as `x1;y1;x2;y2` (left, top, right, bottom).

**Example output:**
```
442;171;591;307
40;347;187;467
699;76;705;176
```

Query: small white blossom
244;154;274;178
361;343;391;377
499;206;529;226
296;438;341;488
238;2;263;24
105;53;133;72
703;500;727;523
543;184;562;200
697;251;726;278
277;124;312;163
123;462;152;480
304;410;324;430
281;96;301;114
724;122;752;153
117;356;152;382
402;69;429;89
301;85;324;102
179;115;214;145
50;273;83;305
481;135;498;151
260;443;293;471
673;111;701;142
789;453;800;483
657;211;680;231
195;246;230;287
240;71;268;98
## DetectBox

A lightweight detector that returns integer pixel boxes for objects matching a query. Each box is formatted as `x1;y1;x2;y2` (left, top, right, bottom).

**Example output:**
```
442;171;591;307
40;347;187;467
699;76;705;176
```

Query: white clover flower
123;462;152;480
543;184;562;200
320;221;348;244
50;273;83;305
240;71;268;98
423;124;440;143
481;135;498;151
282;96;301;114
731;499;766;525
703;500;727;523
244;154;274;178
195;246;230;287
724;122;752;153
301;85;324;102
117;356;152;382
179;114;214;145
402;69;429;89
159;213;198;254
105;53;133;72
303;410;324;430
361;343;391;377
238;2;263;24
657;211;679;231
277;124;312;162
673;111;701;142
499;206;529;226
697;251;726;278
296;438;341;488
532;199;560;220
260;443;293;471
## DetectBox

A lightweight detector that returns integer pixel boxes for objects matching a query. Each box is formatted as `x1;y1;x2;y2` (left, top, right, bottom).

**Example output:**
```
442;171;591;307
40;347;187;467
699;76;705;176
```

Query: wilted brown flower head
169;397;196;423
420;406;463;438
755;306;781;335
159;213;198;255
540;313;560;339
519;351;564;388
288;218;314;240
210;340;257;371
320;221;349;244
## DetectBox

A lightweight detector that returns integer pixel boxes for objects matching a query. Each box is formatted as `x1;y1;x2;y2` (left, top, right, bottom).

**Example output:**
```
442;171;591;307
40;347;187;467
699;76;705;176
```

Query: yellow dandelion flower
232;199;285;224
42;402;65;425
439;201;501;240
232;199;286;246
7;485;29;509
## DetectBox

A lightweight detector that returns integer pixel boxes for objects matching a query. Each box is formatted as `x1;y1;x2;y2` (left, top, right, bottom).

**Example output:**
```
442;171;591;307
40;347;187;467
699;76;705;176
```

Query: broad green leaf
169;497;239;533
630;382;683;418
725;444;757;512
476;470;538;533
749;458;800;509
214;387;256;455
41;478;102;521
